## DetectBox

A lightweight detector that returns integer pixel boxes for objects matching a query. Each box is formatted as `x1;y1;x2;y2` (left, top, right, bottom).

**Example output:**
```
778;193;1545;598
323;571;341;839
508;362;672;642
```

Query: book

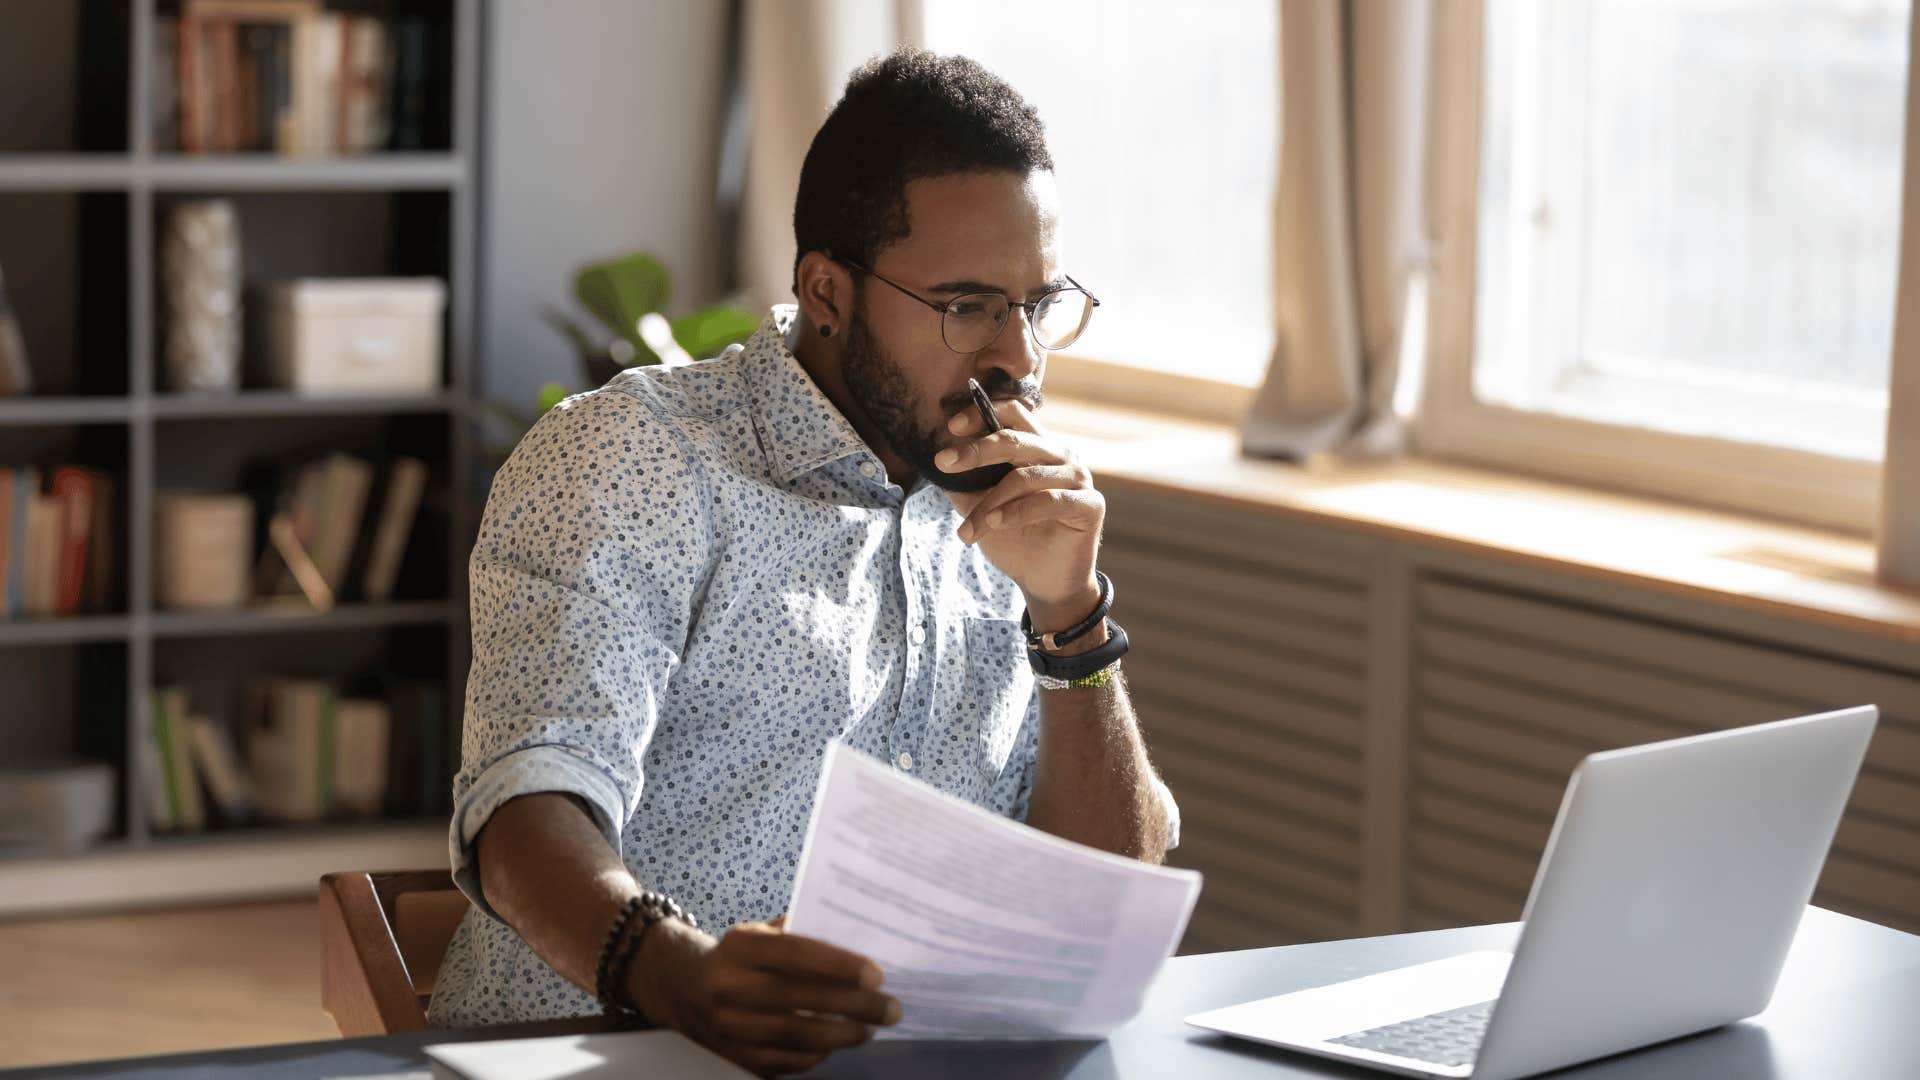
137;708;174;832
183;0;319;152
362;456;427;602
86;472;115;613
300;13;344;154
340;16;391;153
189;715;256;822
249;677;333;822
24;493;59;617
313;453;375;593
389;15;430;151
48;467;100;617
151;687;207;832
212;19;239;153
332;698;390;817
237;21;266;150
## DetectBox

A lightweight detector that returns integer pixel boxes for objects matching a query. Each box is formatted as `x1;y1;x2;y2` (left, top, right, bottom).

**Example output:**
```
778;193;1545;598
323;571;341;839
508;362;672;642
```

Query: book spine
364;457;426;602
179;10;201;153
139;708;174;831
214;19;239;154
0;467;11;618
49;467;95;617
27;494;58;617
151;689;185;829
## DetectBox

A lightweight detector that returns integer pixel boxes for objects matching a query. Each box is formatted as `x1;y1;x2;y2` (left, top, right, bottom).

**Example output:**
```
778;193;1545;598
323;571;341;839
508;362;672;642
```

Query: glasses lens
1032;289;1093;350
942;294;1011;353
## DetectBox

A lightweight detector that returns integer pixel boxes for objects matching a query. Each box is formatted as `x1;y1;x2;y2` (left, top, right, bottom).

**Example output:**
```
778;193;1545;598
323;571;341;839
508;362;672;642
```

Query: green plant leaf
671;306;760;361
573;253;670;361
536;382;572;415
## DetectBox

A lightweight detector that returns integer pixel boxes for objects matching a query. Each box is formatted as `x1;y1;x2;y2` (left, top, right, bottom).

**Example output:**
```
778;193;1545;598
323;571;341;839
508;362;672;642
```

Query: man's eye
949;300;988;318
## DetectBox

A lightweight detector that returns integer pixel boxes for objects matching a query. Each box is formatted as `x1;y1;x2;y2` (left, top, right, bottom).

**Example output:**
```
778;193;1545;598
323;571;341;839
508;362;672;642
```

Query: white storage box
256;277;446;396
0;760;114;854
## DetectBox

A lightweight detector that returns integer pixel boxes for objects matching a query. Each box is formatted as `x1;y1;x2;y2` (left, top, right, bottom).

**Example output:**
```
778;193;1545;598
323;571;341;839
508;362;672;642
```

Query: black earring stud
820;325;833;338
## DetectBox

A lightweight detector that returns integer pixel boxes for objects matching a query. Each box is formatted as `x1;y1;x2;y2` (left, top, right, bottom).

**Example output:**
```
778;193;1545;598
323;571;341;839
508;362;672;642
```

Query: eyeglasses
835;257;1100;354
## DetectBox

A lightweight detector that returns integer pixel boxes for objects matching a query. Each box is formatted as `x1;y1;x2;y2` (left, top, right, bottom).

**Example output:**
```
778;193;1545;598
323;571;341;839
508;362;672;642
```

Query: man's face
839;169;1063;493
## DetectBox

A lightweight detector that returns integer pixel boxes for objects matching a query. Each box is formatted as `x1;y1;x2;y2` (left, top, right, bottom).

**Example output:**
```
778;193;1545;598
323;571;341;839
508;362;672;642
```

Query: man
428;49;1178;1075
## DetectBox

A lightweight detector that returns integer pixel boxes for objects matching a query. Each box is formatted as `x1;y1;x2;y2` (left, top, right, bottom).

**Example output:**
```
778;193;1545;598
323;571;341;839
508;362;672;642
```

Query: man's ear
795;251;854;337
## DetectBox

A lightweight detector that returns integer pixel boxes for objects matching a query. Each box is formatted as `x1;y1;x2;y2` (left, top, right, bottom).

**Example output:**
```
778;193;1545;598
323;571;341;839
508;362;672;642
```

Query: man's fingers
958;465;1088;542
712;1007;874;1053
935;429;1071;474
967;487;1104;540
713;967;901;1024
728;928;883;988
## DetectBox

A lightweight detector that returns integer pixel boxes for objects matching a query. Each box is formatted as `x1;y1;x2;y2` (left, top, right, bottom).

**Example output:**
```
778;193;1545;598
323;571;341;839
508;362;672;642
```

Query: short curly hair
791;48;1054;295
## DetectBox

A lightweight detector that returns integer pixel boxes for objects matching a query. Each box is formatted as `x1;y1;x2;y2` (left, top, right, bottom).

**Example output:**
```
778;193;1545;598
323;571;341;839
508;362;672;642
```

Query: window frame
1419;0;1890;535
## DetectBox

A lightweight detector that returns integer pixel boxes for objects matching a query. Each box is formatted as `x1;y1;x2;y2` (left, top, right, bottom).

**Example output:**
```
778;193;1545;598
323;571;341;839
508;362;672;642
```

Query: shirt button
897;751;914;771
908;625;927;645
859;461;877;478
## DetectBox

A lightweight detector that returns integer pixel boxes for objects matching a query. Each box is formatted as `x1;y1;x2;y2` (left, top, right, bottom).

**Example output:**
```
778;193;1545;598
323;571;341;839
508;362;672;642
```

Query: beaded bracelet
595;896;647;1026
596;891;700;1028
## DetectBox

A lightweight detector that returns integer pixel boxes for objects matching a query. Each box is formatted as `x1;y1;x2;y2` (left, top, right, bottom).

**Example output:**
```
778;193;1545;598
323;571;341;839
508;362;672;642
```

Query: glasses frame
835;256;1101;354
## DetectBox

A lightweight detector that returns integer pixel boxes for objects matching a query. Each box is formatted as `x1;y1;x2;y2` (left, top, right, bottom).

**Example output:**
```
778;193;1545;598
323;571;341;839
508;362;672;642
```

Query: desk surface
18;907;1920;1079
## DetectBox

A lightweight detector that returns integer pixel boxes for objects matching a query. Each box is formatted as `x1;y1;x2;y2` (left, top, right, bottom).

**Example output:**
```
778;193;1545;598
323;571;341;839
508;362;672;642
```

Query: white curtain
1878;0;1920;584
1240;0;1434;461
736;0;919;314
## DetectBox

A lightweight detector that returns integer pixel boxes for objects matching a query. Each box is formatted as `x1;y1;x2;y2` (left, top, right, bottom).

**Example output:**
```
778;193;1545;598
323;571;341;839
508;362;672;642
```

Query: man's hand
937;400;1105;632
632;917;901;1077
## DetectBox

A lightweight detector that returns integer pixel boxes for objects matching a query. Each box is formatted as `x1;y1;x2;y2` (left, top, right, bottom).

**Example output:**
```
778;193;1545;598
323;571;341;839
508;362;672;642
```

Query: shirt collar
743;305;877;484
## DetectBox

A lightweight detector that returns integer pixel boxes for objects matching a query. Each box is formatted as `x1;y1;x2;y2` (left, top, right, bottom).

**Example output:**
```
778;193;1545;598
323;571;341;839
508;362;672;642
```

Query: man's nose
980;305;1043;384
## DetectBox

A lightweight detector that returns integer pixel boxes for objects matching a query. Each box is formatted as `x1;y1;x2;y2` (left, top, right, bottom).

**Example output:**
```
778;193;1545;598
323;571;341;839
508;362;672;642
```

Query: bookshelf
0;0;481;913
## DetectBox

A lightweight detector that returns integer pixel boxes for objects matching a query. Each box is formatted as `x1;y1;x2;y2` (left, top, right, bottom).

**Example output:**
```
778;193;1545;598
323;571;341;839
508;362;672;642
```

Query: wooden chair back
319;869;470;1037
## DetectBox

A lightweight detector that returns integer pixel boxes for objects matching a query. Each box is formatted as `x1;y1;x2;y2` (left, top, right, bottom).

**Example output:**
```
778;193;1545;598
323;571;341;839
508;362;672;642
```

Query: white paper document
787;741;1202;1039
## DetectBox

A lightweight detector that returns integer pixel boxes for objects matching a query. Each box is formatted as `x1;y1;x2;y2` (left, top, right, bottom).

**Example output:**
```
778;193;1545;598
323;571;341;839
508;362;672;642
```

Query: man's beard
841;304;1040;494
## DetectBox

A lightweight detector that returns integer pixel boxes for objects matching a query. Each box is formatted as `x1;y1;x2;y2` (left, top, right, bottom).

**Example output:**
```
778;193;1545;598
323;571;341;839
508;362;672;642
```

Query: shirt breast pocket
961;616;1036;781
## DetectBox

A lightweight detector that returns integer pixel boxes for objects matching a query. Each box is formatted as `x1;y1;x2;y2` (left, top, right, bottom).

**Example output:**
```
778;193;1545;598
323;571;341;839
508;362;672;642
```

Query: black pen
967;378;1003;434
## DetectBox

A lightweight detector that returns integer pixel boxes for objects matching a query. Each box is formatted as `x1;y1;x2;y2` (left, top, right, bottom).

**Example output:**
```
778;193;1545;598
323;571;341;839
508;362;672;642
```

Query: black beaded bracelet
596;891;700;1028
595;896;647;1026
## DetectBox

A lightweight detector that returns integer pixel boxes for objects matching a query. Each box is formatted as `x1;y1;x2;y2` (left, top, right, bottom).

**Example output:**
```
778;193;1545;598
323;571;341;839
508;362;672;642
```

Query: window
922;0;1278;386
1426;0;1911;529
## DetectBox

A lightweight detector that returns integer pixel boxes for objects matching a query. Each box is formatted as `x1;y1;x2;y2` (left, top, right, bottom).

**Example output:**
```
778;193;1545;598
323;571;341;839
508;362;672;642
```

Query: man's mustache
946;377;1043;414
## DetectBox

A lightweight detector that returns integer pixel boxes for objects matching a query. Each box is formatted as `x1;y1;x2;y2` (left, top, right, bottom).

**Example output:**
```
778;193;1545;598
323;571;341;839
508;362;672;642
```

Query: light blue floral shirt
428;305;1068;1026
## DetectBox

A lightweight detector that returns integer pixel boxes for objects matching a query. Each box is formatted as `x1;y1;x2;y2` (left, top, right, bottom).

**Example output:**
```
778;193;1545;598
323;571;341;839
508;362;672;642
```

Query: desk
17;907;1919;1079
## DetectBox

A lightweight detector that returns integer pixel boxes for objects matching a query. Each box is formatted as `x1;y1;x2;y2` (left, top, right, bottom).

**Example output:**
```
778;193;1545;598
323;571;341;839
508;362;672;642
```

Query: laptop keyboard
1327;998;1496;1068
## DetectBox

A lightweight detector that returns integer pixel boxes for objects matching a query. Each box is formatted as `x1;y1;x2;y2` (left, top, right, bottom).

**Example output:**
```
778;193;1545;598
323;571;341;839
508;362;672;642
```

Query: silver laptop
1186;705;1878;1080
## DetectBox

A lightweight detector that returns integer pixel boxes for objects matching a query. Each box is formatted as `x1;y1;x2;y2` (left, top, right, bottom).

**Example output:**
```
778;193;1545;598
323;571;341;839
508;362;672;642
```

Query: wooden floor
0;899;341;1070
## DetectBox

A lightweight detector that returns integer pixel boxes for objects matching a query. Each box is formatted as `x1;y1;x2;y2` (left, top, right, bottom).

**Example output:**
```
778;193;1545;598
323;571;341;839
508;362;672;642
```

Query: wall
479;0;734;415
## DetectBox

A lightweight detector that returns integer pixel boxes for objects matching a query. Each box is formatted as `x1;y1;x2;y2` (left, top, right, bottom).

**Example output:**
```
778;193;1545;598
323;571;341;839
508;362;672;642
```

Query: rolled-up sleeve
448;388;710;919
